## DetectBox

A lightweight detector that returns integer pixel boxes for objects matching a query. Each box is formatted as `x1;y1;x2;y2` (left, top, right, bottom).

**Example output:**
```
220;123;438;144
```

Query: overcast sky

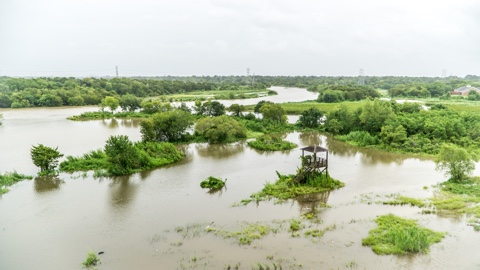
1;0;479;77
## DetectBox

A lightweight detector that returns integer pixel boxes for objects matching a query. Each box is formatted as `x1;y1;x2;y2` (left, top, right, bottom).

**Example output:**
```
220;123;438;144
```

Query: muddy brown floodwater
1;87;480;269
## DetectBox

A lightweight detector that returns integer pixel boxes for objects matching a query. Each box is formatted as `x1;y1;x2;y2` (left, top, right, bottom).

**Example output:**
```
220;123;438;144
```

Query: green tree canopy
260;103;287;124
298;107;324;128
119;94;142;112
30;144;64;174
435;144;478;182
101;96;120;113
140;110;193;142
104;135;139;175
228;103;246;117
195;115;247;143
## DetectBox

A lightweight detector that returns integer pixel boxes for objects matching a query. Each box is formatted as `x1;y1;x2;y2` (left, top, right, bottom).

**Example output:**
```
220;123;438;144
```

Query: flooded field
1;87;479;269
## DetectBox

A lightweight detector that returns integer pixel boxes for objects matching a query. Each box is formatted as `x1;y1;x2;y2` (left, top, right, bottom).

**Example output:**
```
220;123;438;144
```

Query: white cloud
0;0;478;76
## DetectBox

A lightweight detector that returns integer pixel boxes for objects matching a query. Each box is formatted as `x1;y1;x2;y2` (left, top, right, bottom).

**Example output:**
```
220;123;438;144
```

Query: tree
101;96;119;113
359;99;396;133
298;107;324;128
119;94;141;112
203;101;225;116
104;135;139;175
30;144;64;174
254;100;273;113
228;103;246;117
435;144;477;182
260;103;287;124
195;115;247;143
140;110;193;142
0;113;3;125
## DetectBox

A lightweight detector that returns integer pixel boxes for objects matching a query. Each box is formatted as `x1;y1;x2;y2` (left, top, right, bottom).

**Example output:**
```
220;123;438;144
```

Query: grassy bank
0;171;33;194
158;88;276;102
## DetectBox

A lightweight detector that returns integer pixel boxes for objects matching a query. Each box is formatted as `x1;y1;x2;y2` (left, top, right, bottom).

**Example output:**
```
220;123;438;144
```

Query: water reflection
195;143;245;159
298;132;324;146
120;119;141;128
108;175;138;210
207;187;227;197
296;191;330;217
325;136;408;165
34;176;65;192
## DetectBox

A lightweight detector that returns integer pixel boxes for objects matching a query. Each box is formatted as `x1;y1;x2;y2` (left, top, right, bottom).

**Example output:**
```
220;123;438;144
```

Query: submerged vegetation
0;171;33;194
200;176;226;190
362;214;444;255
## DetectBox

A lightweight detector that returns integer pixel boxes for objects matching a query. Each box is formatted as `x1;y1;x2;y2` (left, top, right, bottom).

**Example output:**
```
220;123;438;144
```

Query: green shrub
247;135;297;151
200;176;226;190
82;251;100;268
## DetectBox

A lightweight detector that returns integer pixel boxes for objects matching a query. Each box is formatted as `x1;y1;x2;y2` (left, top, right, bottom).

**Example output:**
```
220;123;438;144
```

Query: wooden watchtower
300;145;328;174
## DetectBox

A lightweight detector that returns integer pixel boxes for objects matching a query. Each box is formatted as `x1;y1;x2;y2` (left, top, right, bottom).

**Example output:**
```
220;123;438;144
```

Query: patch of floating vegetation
362;214;444;255
383;196;427;208
200;176;226;190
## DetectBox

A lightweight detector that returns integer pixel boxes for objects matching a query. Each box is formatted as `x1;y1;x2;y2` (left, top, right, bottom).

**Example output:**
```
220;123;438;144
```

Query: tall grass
362;214;444;255
0;171;33;194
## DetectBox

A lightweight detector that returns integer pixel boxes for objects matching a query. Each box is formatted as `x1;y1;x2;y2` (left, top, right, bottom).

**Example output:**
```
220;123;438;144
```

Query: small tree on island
435;144;478;182
30;144;64;175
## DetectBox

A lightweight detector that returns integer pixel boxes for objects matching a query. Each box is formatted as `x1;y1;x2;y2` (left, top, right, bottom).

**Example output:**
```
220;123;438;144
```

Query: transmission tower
116;66;119;77
442;69;447;79
358;68;365;85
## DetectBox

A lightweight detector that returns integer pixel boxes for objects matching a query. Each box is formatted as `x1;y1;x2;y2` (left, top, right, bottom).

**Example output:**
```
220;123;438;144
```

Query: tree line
1;75;479;108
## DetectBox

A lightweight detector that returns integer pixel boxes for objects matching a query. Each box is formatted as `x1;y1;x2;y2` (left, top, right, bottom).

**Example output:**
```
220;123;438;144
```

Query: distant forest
0;75;479;108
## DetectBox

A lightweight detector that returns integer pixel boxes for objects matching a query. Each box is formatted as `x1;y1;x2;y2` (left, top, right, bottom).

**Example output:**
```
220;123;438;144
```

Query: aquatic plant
0;171;33;194
82;251;100;268
362;214;444;255
383;196;427;208
200;176;226;190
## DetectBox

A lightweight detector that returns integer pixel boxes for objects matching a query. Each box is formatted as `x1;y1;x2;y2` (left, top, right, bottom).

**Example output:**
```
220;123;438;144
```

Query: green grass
200;176;226;190
206;222;274;245
244;172;344;204
82;251;100;268
247;135;297;151
0;171;33;194
362;214;444;255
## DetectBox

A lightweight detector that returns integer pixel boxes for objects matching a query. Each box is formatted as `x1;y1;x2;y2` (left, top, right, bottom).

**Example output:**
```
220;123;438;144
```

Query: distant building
451;85;480;96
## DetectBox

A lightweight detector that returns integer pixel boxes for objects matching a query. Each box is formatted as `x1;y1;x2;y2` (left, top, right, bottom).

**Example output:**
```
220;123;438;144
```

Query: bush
337;131;378;146
247;135;297;151
195;115;247;143
82;251;100;268
200;176;226;190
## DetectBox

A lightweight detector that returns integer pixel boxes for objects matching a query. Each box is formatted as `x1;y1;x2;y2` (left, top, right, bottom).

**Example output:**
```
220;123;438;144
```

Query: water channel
0;87;479;269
